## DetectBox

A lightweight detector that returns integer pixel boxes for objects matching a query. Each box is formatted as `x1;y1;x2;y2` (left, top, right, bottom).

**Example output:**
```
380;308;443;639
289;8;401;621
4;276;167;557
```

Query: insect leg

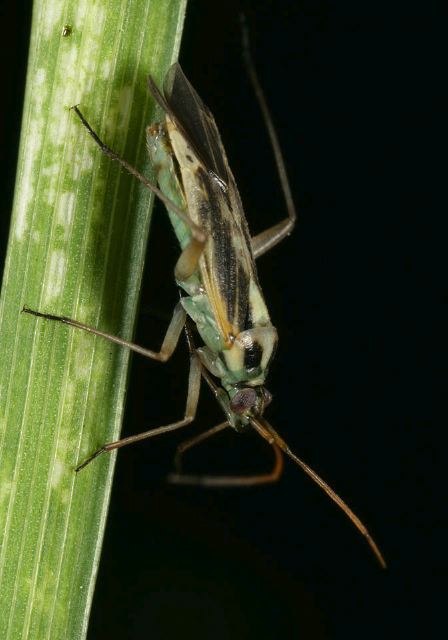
240;18;296;258
173;236;205;282
71;106;206;246
168;424;283;487
251;217;296;259
172;421;230;472
22;302;186;362
75;348;202;471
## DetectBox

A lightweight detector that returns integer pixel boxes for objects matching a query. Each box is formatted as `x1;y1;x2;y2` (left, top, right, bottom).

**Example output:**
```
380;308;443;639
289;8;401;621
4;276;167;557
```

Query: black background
0;1;444;638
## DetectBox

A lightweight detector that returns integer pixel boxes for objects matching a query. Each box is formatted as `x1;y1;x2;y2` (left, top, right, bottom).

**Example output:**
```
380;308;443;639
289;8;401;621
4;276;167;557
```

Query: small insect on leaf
23;50;386;568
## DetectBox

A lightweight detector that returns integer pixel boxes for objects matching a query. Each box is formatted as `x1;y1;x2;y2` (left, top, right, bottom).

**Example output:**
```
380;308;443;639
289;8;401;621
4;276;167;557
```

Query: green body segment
146;123;192;252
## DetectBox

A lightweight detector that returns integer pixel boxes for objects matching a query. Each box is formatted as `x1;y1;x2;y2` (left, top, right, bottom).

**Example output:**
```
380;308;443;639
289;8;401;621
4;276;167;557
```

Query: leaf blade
0;1;187;638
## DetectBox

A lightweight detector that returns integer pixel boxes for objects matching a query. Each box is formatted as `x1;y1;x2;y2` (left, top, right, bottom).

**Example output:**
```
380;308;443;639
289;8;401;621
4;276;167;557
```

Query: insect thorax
181;287;277;388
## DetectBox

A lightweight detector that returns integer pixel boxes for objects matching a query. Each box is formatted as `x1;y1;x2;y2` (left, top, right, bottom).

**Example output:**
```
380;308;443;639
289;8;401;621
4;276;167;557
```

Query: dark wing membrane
162;63;230;184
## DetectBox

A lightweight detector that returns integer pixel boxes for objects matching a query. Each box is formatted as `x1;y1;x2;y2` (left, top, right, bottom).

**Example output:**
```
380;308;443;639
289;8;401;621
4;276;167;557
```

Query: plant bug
23;44;386;568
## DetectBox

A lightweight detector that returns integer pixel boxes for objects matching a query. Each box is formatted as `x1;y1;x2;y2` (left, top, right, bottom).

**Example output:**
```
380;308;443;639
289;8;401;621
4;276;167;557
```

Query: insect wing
162;63;230;184
156;64;268;340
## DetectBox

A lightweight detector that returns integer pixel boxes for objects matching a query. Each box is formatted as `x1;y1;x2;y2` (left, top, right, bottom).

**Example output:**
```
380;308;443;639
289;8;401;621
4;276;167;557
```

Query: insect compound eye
263;388;273;408
230;388;258;415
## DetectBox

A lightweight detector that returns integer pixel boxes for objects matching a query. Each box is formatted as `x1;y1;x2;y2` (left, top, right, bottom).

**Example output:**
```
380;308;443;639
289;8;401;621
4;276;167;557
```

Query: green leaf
0;0;187;637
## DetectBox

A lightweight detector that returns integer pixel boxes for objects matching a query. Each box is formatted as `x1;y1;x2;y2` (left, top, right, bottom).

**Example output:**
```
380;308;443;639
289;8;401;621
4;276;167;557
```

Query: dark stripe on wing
197;167;250;333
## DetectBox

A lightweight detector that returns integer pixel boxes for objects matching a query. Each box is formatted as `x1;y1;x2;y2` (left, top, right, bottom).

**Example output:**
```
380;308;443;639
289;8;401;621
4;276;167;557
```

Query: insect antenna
240;16;297;230
250;416;387;568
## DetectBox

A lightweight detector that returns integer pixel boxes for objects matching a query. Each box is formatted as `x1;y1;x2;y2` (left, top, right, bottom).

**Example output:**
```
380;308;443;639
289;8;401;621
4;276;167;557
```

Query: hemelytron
23;51;386;568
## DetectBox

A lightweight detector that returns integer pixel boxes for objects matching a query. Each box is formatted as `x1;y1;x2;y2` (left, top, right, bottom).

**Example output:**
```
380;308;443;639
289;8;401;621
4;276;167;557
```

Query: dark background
0;1;444;638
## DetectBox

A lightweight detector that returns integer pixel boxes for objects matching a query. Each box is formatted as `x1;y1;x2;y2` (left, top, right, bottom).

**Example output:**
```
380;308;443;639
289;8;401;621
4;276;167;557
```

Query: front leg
168;423;284;487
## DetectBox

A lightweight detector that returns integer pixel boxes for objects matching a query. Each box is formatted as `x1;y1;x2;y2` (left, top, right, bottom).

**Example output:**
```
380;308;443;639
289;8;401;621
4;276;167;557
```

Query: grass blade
0;0;187;637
